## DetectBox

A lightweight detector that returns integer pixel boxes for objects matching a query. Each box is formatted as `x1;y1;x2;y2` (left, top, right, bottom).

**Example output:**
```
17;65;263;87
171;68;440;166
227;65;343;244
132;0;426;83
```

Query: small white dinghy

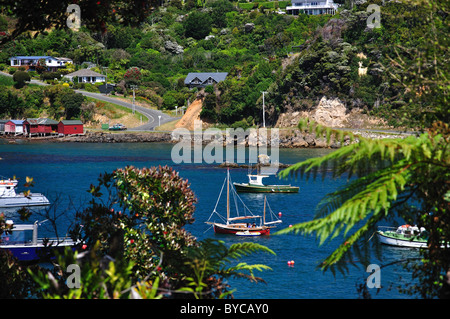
0;179;50;208
235;230;262;237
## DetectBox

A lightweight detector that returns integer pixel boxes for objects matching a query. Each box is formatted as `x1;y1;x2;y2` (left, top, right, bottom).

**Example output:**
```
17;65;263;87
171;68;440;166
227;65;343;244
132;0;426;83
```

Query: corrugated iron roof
59;120;84;125
25;118;58;125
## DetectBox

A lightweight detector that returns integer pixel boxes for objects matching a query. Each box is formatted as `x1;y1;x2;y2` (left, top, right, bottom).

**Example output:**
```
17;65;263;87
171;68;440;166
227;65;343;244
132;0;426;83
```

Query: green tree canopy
183;11;212;40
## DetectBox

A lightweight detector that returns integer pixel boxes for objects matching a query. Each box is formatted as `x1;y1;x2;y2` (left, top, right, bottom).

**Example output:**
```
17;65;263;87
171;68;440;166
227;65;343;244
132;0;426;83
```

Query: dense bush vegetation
0;0;446;129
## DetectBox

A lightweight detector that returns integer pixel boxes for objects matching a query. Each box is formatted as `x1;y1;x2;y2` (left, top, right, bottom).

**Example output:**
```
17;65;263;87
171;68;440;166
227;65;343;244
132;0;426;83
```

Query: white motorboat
0;179;50;208
377;225;428;248
0;220;78;262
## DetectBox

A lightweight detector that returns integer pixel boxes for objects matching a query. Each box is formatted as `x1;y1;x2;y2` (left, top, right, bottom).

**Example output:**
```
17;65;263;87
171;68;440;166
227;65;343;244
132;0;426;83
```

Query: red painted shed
58;120;84;135
23;118;58;135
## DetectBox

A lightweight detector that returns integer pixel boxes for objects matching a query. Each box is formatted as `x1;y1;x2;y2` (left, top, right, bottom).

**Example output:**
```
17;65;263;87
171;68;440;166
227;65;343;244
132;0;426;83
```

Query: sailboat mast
227;169;230;223
263;196;266;225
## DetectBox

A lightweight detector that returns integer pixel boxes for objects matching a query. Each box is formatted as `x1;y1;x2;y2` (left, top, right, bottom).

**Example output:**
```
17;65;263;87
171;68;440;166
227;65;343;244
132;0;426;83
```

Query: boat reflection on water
206;170;282;236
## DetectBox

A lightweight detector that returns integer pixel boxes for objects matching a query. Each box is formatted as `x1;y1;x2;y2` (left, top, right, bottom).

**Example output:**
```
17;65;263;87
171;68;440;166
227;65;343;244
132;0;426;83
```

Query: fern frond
224;242;275;262
224;263;273;283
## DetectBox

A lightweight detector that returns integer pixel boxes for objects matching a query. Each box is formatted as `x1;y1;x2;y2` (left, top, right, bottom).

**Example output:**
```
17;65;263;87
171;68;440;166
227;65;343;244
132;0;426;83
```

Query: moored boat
377;225;428;248
235;230;262;236
0;178;50;208
233;174;299;193
206;170;282;235
0;220;78;262
233;155;299;193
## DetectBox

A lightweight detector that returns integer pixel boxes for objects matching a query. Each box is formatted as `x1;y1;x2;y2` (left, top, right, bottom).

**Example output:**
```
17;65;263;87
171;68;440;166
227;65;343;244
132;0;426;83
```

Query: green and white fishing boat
233;156;299;193
377;225;429;248
233;174;299;193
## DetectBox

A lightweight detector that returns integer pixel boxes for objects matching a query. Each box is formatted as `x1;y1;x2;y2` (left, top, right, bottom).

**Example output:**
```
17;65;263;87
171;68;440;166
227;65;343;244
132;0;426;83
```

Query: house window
92;77;96;82
12;60;19;66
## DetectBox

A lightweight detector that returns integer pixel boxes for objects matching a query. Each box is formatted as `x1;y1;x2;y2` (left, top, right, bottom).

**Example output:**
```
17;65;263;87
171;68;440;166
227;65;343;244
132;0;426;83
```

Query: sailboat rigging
206;169;282;235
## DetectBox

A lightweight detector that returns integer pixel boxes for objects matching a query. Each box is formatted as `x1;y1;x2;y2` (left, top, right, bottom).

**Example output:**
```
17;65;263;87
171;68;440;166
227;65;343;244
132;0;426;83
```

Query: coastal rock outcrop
59;132;172;143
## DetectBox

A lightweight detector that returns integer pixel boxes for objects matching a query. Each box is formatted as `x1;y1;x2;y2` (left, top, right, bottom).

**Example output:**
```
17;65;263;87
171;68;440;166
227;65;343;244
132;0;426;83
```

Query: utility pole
261;91;267;128
130;84;137;114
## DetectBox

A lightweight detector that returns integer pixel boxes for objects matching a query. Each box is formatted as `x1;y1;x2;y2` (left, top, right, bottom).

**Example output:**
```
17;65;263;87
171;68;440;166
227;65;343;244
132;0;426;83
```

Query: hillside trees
183;11;212;40
338;0;448;128
0;77;87;120
0;0;159;44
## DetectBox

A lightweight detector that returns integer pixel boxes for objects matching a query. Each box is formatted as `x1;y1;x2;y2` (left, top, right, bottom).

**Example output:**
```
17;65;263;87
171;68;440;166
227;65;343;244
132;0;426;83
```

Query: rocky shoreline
1;128;409;148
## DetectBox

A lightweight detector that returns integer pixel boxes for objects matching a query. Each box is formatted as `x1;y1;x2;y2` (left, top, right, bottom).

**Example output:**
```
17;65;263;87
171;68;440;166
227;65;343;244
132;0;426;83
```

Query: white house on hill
286;0;339;16
9;56;73;72
65;69;106;84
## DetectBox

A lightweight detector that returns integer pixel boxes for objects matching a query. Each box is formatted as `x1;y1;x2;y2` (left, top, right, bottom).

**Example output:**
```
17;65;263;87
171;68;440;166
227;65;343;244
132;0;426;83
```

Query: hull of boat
0;194;50;208
0;241;76;262
377;231;428;248
233;183;299;193
213;223;270;235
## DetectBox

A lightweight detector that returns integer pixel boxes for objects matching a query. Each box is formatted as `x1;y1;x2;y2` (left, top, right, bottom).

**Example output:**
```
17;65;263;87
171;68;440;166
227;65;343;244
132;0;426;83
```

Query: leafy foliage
0;0;159;44
12;70;30;88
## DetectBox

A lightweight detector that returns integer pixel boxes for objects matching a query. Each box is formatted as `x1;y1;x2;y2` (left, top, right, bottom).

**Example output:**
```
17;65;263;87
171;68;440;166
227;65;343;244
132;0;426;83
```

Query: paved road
75;90;178;131
1;71;179;131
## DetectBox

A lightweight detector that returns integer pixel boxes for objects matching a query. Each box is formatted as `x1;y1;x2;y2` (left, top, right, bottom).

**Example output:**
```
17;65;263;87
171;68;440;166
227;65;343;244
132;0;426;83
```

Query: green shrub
84;83;100;93
13;70;31;88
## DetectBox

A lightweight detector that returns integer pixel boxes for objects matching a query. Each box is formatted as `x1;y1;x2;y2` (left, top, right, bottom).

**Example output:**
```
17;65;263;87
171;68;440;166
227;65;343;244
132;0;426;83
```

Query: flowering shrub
123;67;142;85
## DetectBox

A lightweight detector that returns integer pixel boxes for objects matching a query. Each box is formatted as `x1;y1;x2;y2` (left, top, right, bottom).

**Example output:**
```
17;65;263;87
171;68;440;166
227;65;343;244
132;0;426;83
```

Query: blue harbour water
0;140;418;299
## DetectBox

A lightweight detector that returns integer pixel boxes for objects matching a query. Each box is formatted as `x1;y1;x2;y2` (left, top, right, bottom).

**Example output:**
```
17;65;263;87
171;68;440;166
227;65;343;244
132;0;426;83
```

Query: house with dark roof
184;72;228;89
9;56;73;72
65;69;106;84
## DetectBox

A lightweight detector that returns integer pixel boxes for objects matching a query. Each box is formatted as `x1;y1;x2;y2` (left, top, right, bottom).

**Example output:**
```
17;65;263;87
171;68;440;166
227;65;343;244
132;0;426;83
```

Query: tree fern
276;119;450;291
